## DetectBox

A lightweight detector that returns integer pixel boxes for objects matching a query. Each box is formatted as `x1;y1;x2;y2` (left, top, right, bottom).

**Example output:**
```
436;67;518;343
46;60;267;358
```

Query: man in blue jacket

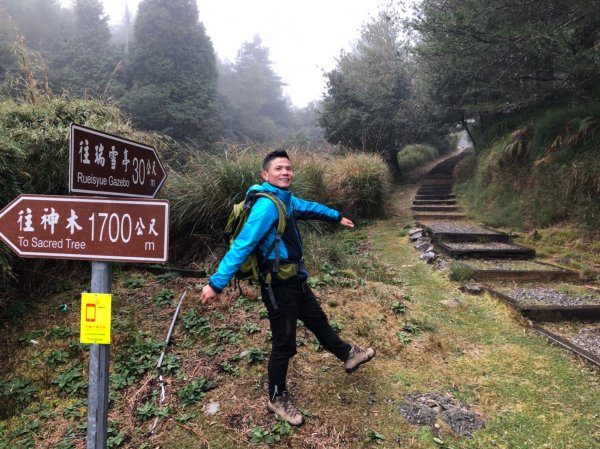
201;149;375;426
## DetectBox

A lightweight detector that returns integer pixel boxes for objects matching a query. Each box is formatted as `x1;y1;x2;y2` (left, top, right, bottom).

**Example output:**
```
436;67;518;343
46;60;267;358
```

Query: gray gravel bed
570;327;600;358
543;323;600;359
443;242;524;250
464;259;564;271
426;222;502;235
508;287;600;306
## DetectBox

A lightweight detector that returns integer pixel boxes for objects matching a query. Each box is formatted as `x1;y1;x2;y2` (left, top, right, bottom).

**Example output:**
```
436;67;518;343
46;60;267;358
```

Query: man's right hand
201;284;218;305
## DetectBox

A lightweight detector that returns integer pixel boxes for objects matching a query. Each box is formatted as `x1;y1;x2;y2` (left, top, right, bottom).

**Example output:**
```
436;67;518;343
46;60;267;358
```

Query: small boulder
420;251;436;263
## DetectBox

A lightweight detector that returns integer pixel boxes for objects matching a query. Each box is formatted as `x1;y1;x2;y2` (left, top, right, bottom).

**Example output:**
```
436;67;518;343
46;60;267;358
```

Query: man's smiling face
261;156;294;189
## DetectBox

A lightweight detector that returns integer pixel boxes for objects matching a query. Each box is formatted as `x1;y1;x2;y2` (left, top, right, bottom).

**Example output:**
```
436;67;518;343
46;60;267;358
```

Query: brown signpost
69;124;167;198
0;194;169;263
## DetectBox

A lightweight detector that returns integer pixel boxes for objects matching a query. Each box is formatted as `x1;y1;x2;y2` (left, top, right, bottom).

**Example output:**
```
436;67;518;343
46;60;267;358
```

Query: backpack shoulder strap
254;192;286;236
253;192;287;273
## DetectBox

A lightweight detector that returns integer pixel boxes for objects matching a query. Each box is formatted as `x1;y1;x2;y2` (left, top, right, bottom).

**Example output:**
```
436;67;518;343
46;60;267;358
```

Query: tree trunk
461;117;477;149
385;149;403;182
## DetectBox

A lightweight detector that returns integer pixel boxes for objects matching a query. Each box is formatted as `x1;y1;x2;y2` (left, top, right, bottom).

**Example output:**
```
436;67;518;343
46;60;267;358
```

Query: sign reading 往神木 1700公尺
69;123;167;198
0;195;169;263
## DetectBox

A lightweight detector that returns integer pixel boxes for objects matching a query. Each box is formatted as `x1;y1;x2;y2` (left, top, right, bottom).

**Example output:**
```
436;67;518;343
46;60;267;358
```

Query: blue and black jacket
208;182;342;293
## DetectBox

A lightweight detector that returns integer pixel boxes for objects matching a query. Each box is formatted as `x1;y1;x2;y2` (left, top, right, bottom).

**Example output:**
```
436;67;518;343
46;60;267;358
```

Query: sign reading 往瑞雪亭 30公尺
69;124;167;198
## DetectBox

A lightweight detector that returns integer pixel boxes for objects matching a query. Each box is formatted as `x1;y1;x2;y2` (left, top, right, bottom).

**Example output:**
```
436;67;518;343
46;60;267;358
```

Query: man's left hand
340;217;354;228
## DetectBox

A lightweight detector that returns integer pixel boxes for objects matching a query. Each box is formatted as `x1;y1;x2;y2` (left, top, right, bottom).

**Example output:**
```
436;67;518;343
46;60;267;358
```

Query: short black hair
262;149;290;170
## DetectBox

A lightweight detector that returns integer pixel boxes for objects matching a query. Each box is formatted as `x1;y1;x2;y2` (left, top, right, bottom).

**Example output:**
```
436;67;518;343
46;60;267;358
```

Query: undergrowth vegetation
165;149;391;264
397;144;439;173
455;103;600;232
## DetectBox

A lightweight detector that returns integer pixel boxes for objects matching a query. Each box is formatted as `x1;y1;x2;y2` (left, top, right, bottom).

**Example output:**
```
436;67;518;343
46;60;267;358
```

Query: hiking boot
344;345;375;373
267;391;304;426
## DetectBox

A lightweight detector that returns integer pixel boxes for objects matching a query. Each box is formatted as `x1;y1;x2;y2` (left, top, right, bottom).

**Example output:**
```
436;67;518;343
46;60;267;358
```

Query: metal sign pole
87;261;111;449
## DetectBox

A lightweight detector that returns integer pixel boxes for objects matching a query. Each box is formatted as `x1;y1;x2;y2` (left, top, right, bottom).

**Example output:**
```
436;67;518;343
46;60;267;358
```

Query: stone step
413;212;467;220
414;194;456;201
437;241;536;259
418;221;510;243
413;199;457;205
412;205;461;212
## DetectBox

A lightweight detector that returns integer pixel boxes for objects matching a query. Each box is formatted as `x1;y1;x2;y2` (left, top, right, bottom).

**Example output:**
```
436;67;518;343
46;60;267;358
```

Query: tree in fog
320;12;424;179
218;35;292;143
409;0;600;119
122;0;218;144
48;0;122;97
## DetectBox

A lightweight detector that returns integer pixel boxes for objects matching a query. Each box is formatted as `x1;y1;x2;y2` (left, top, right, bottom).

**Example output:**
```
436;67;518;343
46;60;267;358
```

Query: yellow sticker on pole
80;293;112;344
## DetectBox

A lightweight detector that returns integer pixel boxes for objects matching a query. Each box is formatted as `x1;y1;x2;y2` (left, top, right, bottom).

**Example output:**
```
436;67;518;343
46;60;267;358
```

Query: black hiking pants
260;280;351;399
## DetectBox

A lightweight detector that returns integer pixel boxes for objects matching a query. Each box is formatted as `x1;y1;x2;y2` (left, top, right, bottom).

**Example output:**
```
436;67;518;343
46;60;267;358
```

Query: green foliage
320;11;439;178
219;361;240;376
391;301;407;314
154;288;175;305
249;418;293;444
241;322;261;335
329;320;344;334
0;378;38;419
122;0;218;144
47;0;122;98
218;36;292;143
135;399;170;421
112;332;164;389
124;276;146;289
161;354;181;375
397;144;439;173
177;377;213;406
182;309;211;337
245;347;266;364
456;103;600;230
49;326;76;339
46;350;70;366
448;262;475;282
325;153;392;219
53;365;86;395
364;429;386;445
410;0;600;117
154;272;180;284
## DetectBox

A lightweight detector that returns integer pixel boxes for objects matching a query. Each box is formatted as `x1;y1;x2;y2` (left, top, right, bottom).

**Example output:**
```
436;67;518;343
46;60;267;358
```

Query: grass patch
448;262;475;282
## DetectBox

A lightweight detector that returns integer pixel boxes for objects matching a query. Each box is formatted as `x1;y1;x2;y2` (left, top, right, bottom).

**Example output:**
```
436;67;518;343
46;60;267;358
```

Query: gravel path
508;287;600;306
543;323;600;359
444;242;525;250
425;222;503;235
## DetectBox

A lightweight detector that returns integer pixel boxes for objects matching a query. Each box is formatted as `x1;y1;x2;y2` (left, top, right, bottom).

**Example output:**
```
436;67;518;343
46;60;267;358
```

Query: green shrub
397;144;439;173
325;153;391;219
448;262;475;282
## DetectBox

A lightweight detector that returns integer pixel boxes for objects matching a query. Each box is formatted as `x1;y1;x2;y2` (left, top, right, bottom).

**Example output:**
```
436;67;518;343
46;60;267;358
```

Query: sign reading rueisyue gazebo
69;124;167;198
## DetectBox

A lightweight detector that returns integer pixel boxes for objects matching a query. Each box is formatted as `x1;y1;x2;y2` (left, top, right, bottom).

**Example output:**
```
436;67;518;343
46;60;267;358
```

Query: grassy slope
1;180;600;448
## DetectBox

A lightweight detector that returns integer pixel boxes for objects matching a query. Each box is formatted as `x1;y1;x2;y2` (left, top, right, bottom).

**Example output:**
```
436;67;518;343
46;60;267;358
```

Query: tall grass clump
397;144;439;173
325;153;391;219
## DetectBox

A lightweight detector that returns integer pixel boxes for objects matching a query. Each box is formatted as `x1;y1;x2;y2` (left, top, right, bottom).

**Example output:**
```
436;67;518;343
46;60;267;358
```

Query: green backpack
224;191;287;283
